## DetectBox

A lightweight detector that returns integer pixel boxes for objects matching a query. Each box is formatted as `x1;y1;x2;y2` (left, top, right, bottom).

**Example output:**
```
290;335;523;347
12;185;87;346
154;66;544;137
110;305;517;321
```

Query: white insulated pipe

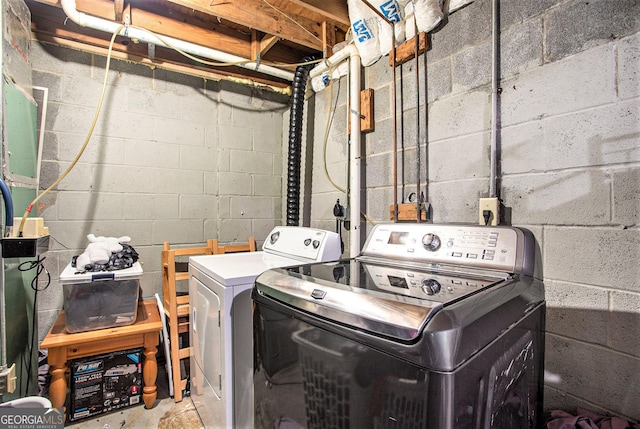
310;45;362;257
60;0;295;82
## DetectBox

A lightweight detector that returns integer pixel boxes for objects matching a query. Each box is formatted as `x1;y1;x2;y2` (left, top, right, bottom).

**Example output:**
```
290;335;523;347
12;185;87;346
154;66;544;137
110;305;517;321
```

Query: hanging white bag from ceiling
413;0;445;33
448;0;474;13
347;0;382;66
404;1;416;40
367;0;409;56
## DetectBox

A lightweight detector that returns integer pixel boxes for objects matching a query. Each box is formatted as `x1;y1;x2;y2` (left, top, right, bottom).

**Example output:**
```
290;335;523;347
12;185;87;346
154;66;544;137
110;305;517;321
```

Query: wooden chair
161;242;213;402
208;237;257;254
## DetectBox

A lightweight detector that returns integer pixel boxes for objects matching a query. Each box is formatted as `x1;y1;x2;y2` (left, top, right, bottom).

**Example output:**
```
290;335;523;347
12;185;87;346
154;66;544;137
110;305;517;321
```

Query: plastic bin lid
60;262;143;284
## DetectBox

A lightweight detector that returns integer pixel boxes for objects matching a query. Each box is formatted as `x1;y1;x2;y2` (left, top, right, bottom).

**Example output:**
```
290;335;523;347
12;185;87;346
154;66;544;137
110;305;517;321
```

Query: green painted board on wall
9;186;36;218
3;78;38;179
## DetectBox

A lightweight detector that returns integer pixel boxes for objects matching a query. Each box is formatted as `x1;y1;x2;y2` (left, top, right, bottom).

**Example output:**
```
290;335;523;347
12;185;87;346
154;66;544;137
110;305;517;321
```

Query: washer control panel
361;223;532;274
363;263;498;302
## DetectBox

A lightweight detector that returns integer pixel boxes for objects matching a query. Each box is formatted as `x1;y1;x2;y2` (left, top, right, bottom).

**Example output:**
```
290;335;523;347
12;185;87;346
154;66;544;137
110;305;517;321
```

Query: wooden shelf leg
47;348;68;416
142;332;158;409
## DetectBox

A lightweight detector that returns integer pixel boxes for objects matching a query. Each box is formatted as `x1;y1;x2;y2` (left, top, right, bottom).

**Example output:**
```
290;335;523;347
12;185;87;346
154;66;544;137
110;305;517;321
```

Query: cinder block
612;168;640;226
148;169;203;194
364;117;393;157
229;196;273;219
100;109;155;142
57;192;122;220
609;291;640;356
253;175;281;197
500;43;615;127
125;140;179;168
427;179;486;223
545;0;640;63
427;90;490;141
204;172;219;196
139;272;161;300
229;149;273;175
152;219;204;244
367;186;394;222
452;42;491;92
217;219;253;242
427;0;490;63
500;0;554;31
180;146;219;172
33;71;63;102
544;280;609;346
153;117;204;145
502;169;610;225
30;43;92;78
204;124;219;148
108;60;155;91
499;18;543;79
55;132;123;165
219;125;252;150
364;152;393;188
127;87;181;119
219;172;251;195
124;194;179;220
49;103;96;134
180;194;217;219
544;334;640;420
428;132;489;181
544;227;640;290
499;122;544;174
503;99;639;174
425;58;452;103
618;33;640;100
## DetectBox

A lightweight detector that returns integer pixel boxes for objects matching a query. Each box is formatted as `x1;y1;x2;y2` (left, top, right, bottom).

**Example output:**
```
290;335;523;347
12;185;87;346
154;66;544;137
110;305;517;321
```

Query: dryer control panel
361;223;534;275
262;226;342;262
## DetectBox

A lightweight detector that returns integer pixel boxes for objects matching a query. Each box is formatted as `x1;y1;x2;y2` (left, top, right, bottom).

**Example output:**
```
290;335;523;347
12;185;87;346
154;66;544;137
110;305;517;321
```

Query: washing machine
252;223;545;428
188;226;342;428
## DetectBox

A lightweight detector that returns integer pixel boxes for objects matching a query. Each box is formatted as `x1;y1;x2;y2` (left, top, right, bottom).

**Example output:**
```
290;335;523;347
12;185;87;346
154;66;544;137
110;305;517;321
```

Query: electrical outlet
479;197;500;226
0;363;17;394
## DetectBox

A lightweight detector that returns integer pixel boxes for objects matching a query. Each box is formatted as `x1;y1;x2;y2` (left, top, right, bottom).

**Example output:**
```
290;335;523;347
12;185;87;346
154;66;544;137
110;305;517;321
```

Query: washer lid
254;259;508;342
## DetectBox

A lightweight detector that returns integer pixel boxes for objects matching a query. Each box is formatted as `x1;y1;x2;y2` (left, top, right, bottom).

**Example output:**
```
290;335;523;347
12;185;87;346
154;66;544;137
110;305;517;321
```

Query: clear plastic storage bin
61;262;142;333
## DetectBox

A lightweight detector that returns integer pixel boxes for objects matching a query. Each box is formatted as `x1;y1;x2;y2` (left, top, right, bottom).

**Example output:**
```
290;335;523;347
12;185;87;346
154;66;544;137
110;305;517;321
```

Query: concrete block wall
30;42;289;340
305;0;640;421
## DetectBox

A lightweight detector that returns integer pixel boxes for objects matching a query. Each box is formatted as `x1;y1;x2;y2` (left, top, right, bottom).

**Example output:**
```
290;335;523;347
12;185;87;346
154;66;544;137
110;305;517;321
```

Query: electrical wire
18;256;50;397
320;66;377;226
17;24;125;236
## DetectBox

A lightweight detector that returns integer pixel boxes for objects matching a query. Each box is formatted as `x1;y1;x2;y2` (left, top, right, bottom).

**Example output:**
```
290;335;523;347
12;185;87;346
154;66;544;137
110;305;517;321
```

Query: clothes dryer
189;226;342;428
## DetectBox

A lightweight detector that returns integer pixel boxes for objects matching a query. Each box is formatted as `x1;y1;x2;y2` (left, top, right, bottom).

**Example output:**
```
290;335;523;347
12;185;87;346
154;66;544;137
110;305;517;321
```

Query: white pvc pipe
60;0;295;82
310;45;362;257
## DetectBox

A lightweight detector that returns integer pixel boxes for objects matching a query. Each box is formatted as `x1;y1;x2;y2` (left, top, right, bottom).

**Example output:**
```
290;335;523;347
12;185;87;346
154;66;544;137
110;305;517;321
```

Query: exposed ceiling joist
26;0;350;91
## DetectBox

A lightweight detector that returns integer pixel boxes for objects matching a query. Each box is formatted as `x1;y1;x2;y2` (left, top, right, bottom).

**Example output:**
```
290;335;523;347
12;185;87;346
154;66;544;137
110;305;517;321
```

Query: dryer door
191;275;222;398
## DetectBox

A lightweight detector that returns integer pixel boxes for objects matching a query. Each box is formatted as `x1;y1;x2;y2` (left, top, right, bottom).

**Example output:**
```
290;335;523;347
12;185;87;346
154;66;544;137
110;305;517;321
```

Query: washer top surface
190;251;310;287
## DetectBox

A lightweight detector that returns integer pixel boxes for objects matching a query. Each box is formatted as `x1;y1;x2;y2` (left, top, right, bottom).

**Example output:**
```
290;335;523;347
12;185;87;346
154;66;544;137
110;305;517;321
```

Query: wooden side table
40;300;162;412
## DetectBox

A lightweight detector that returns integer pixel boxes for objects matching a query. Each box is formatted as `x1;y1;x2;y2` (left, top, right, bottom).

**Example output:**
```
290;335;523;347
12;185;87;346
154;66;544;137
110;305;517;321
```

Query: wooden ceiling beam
252;30;280;61
167;0;328;51
288;0;350;27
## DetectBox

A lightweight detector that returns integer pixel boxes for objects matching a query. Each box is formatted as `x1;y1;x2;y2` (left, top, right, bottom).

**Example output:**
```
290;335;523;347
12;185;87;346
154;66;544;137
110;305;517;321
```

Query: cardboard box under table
60;262;142;333
69;348;143;421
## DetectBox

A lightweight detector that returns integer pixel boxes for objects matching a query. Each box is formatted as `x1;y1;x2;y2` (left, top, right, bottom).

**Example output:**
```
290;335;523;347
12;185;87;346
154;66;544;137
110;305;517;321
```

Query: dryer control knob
270;231;280;244
421;279;441;296
422;233;441;251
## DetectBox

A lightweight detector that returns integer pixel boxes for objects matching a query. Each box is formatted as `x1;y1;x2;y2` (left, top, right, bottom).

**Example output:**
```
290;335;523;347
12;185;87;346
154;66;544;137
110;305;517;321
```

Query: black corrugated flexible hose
286;56;317;226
